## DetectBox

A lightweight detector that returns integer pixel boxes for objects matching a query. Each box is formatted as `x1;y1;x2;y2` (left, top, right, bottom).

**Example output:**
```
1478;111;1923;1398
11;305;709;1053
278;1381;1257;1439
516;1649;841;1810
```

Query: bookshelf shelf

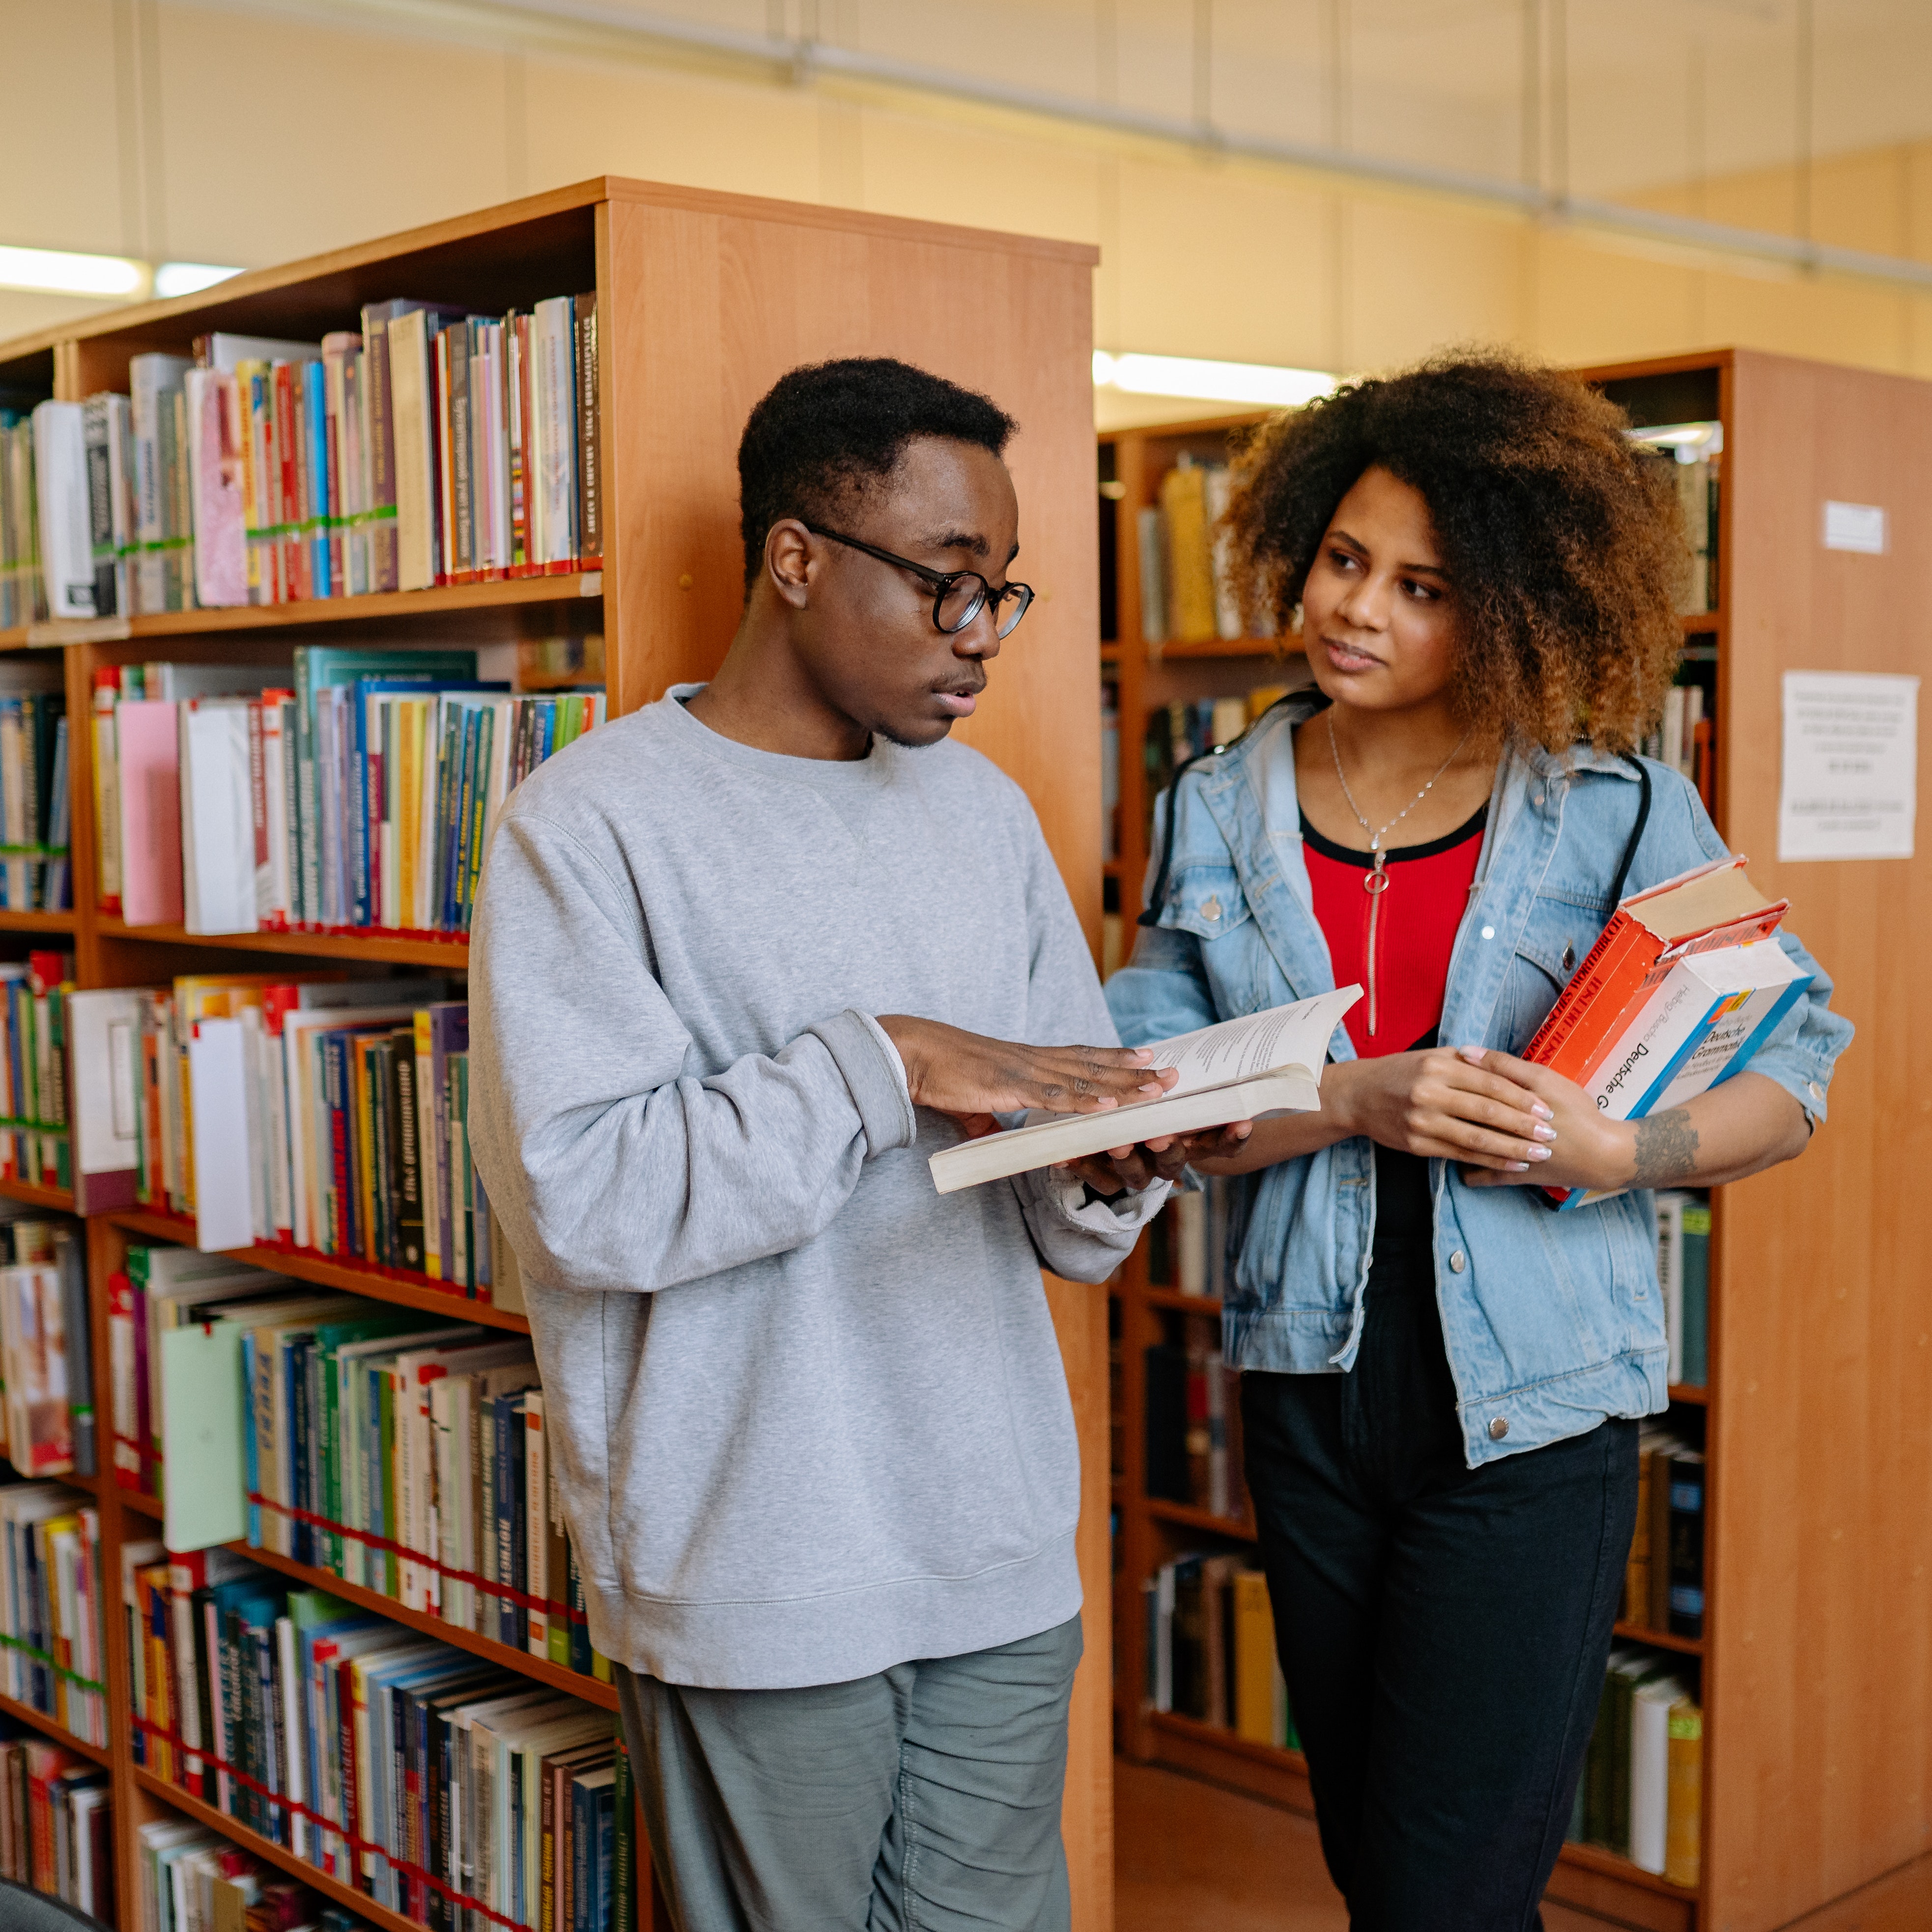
1666;1383;1709;1407
1145;1497;1253;1540
93;919;471;970
1142;1286;1217;1315
225;1540;620;1713
132;1770;427;1932
29;571;603;652
1613;1620;1706;1658
118;1488;161;1520
0;909;78;933
0;1691;113;1769
1556;1839;1700;1904
0;1175;75;1212
1151;636;1288;660
1679;609;1721;632
106;1209;529;1334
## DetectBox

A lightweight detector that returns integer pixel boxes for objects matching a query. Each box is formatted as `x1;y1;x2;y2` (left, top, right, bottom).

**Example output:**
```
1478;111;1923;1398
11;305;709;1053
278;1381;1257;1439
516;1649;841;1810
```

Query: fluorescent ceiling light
155;261;244;299
1623;420;1724;463
1093;351;1335;409
0;245;148;300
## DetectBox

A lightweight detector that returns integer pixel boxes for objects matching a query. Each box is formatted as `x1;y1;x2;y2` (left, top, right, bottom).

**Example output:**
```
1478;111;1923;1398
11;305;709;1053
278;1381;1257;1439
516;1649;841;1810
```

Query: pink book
186;369;248;608
115;700;184;926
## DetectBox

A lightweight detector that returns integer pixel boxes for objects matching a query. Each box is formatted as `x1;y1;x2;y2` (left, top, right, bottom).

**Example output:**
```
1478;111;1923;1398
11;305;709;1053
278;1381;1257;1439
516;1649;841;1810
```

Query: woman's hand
1325;1047;1559;1171
1448;1048;1631;1190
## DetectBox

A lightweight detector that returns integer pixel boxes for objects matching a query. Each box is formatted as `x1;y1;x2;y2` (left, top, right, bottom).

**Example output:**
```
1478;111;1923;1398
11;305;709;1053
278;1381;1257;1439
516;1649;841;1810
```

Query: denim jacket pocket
1159;861;1254;943
1500;891;1615;1052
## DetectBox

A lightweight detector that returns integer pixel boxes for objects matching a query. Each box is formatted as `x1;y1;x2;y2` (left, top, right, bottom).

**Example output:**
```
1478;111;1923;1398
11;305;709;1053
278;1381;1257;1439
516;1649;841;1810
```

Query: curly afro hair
1225;351;1688;755
737;357;1018;591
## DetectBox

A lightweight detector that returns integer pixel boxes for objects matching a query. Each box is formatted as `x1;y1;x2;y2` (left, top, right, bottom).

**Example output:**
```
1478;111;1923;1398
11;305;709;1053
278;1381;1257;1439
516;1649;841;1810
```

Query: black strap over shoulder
1608;754;1653;907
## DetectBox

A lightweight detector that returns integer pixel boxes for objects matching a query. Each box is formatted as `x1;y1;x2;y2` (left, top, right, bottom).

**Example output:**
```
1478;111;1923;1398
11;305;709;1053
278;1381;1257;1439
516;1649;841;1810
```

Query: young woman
1106;356;1852;1930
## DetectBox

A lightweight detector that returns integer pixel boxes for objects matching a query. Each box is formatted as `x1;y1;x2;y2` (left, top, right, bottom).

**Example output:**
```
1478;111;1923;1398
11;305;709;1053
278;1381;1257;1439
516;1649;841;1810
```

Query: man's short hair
737;358;1018;589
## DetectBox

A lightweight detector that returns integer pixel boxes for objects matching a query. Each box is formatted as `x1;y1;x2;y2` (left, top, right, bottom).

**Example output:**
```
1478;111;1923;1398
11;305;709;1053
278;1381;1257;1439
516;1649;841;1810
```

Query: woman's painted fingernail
1532;1101;1555;1120
1533;1123;1557;1142
1457;1046;1487;1065
1506;1160;1530;1171
1527;1144;1552;1161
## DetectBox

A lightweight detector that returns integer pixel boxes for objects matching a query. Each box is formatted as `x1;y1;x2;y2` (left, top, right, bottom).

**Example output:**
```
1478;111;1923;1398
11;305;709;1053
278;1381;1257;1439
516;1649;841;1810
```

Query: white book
531;296;578;568
1630;1673;1685;1874
178;697;257;935
929;987;1361;1194
388;309;440;590
1655;1191;1689;1385
30;400;95;619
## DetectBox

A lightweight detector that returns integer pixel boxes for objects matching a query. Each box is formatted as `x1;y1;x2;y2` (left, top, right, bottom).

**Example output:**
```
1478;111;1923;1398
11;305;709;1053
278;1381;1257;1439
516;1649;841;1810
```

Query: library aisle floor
1112;1761;1932;1932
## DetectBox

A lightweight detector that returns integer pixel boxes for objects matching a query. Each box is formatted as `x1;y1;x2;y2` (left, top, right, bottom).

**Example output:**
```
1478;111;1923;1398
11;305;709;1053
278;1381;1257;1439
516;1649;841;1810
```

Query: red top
1303;801;1488;1059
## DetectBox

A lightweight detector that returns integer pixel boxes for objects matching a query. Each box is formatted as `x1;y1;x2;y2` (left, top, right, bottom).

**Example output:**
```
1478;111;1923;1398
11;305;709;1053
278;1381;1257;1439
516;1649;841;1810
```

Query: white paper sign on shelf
1821;501;1887;554
1779;670;1919;861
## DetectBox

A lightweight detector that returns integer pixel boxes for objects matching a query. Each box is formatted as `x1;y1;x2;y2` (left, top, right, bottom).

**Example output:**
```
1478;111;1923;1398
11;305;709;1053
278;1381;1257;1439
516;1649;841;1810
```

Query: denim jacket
1105;695;1853;1467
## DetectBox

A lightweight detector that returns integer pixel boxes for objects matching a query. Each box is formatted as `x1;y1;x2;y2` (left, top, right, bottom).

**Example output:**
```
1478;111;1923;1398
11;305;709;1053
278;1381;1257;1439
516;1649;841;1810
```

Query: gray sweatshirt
467;688;1163;1689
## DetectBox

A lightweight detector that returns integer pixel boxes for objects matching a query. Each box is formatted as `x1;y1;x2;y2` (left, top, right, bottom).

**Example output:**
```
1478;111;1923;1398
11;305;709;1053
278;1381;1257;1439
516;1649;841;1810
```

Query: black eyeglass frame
802;522;1035;639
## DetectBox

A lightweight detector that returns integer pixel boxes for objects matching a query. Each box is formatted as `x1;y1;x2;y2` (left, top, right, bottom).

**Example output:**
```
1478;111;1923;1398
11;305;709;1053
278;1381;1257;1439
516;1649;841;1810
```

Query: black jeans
1242;1239;1638;1931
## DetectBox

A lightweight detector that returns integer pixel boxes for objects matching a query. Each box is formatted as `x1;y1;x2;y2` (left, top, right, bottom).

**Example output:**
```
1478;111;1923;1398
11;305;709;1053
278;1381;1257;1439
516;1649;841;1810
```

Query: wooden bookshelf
0;177;1111;1932
0;1690;114;1770
1102;349;1932;1932
0;1175;75;1212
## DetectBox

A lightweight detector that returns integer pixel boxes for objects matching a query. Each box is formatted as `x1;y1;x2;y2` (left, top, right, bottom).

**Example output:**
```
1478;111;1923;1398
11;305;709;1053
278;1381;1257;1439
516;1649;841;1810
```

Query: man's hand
876;1015;1177;1128
1055;1119;1255;1198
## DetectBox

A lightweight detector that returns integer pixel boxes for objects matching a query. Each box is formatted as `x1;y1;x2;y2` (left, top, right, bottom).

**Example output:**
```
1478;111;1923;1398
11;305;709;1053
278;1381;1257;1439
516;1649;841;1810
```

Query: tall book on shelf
1101;352;1932;1932
0;178;1108;1932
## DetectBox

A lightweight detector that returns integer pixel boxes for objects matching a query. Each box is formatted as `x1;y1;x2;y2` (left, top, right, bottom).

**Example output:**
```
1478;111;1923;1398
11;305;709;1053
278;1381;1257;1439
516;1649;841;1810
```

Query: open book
928;986;1362;1195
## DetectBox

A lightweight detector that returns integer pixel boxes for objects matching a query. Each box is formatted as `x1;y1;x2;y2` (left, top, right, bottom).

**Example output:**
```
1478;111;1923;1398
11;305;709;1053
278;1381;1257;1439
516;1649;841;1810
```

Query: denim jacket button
1449;1249;1467;1274
1489;1416;1509;1441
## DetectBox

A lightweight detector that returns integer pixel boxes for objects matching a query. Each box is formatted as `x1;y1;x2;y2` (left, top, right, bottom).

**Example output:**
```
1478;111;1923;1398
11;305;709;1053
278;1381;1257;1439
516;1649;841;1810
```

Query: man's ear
765;520;814;608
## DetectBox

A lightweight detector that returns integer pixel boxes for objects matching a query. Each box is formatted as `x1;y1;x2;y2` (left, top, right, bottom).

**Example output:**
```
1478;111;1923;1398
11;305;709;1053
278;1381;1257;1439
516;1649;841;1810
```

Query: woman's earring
1289;603;1305;636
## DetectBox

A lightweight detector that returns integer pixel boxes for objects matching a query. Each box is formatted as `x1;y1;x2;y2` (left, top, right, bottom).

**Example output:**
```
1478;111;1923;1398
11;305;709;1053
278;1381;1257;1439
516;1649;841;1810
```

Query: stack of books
1136;457;1267;648
1624;1428;1705;1640
1526;856;1808;1209
0;1482;108;1750
1145;1557;1296;1751
0;1209;94;1479
127;1552;632;1932
130;1827;379;1932
1143;1309;1245;1523
0;952;75;1193
1568;1645;1702;1887
21;295;601;625
76;980;497;1288
0;1718;110;1917
92;648;604;935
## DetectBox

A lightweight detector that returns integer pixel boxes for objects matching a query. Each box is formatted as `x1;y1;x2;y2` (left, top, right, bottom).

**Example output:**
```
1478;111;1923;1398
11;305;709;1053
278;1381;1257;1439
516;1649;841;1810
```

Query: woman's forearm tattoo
1631;1108;1701;1188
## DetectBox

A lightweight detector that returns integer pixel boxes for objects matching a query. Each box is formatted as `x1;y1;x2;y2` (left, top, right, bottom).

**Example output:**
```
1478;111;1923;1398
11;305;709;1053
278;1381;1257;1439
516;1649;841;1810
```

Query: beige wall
3;0;1931;395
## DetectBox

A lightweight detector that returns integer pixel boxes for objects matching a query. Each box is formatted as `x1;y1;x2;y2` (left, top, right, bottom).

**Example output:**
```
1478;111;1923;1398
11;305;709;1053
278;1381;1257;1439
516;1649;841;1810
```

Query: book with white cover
928;986;1361;1195
29;400;94;619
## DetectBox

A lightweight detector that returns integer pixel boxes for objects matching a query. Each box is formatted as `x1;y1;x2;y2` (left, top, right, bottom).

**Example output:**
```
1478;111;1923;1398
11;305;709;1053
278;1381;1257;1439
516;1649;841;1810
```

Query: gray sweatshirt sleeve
1002;800;1169;1281
468;808;917;1294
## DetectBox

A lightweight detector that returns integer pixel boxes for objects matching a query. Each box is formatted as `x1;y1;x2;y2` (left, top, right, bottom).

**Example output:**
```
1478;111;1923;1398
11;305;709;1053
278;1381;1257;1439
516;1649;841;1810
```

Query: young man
469;358;1182;1931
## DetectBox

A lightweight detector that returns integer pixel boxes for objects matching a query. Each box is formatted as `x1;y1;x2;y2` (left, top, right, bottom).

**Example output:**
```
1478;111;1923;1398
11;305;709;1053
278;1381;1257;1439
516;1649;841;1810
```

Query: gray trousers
615;1614;1083;1932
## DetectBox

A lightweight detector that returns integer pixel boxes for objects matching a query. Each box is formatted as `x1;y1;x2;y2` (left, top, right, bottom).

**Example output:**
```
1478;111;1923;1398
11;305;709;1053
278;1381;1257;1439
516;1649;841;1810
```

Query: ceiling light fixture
0;246;149;301
1094;351;1336;410
154;261;244;300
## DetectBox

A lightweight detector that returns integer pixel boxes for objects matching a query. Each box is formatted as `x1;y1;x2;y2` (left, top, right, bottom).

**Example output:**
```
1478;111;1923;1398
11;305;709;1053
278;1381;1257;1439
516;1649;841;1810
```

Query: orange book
1665;1698;1704;1887
1525;856;1788;1089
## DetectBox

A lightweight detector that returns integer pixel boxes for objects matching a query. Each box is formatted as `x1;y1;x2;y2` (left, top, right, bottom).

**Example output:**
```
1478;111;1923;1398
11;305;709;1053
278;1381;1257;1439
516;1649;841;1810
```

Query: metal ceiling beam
283;0;1932;294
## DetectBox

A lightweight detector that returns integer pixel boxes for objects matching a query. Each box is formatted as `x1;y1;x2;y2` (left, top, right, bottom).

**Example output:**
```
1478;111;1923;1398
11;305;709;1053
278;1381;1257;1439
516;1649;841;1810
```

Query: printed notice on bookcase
1779;670;1919;861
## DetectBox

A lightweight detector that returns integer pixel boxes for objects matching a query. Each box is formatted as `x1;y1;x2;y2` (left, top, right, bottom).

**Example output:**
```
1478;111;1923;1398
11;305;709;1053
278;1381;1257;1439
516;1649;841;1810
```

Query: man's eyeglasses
804;523;1035;640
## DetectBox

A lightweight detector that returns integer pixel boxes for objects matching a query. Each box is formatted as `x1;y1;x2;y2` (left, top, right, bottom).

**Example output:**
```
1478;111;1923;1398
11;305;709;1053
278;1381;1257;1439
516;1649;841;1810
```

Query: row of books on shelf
1624;1426;1705;1639
0;1717;110;1921
76;980;502;1294
117;1248;600;1688
136;1825;377;1932
0;1209;95;1480
130;1548;633;1932
1639;682;1715;813
1629;433;1720;615
1567;1645;1702;1886
94;648;604;935
1143;1311;1246;1524
0;1479;108;1749
0;661;70;911
10;293;600;628
1144;1555;1297;1751
1135;459;1268;649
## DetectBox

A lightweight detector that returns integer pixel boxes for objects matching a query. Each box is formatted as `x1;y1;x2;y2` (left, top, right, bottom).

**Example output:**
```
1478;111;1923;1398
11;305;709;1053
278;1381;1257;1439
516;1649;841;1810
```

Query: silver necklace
1326;709;1471;900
